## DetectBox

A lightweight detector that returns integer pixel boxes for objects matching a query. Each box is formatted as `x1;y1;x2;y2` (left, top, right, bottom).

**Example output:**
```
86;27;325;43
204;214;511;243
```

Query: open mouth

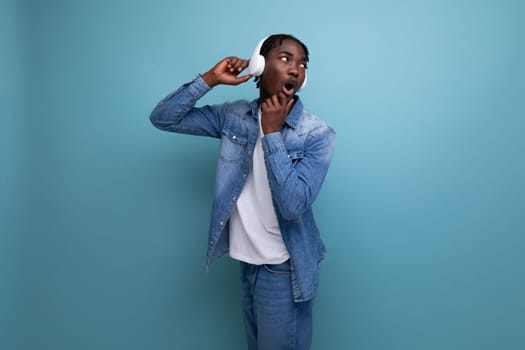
283;81;297;96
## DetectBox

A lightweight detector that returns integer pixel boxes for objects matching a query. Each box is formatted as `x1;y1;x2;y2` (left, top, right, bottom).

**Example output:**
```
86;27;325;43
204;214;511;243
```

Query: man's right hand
202;57;252;88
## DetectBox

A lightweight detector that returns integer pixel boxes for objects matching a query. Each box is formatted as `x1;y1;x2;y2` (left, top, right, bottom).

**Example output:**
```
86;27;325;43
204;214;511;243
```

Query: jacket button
232;135;237;140
220;221;224;226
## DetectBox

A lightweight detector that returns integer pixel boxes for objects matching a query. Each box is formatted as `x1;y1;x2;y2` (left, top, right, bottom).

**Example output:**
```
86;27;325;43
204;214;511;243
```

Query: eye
280;56;289;62
299;63;307;69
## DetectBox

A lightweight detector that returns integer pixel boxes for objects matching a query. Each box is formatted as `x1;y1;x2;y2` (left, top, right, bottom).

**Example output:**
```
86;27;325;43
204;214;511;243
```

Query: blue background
2;0;524;349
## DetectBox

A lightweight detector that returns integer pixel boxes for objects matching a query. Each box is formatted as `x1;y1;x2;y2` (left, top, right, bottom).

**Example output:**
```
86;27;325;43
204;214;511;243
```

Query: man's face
259;39;307;101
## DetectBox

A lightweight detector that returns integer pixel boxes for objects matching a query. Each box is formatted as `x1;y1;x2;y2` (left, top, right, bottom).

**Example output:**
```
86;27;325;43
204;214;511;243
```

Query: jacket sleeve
262;127;336;220
149;75;224;138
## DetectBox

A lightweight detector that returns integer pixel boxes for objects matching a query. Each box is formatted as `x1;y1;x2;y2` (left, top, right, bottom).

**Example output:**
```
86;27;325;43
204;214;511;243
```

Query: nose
288;66;299;78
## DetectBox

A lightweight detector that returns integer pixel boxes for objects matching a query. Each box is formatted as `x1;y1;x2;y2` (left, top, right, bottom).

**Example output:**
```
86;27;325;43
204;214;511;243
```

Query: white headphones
248;36;307;91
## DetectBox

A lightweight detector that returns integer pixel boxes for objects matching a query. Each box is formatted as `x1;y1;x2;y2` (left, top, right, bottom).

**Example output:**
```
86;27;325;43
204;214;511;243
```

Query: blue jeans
240;260;313;350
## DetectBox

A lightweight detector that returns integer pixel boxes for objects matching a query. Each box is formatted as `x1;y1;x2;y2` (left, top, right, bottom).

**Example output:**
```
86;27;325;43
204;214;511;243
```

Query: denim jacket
150;75;335;302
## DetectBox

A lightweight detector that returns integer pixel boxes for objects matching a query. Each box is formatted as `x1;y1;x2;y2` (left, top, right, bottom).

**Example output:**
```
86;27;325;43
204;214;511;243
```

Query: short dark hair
254;34;309;88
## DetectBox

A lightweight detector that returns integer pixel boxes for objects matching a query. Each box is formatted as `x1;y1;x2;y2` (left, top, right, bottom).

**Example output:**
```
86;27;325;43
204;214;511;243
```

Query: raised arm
149;57;251;137
202;57;251;87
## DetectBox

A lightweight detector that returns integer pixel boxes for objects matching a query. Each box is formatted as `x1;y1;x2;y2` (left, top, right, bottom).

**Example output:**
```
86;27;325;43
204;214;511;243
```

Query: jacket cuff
189;74;212;98
262;132;287;156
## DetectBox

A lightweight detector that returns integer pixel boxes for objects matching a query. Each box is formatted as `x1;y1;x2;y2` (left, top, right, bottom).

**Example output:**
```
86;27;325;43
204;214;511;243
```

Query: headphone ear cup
248;36;269;77
298;73;307;91
248;55;265;76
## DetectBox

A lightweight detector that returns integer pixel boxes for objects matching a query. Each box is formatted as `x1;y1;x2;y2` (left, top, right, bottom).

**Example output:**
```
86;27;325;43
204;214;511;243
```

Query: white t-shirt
229;109;290;265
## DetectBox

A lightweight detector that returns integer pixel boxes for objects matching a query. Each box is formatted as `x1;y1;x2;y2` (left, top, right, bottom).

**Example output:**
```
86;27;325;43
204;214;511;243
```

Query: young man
150;34;335;349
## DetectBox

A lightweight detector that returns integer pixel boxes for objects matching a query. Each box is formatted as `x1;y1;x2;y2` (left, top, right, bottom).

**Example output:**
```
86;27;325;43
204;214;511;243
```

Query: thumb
236;74;252;84
285;97;295;115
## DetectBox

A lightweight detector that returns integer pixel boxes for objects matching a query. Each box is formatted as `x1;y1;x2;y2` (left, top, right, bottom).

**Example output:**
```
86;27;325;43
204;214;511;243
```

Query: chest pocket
220;126;248;162
287;150;304;166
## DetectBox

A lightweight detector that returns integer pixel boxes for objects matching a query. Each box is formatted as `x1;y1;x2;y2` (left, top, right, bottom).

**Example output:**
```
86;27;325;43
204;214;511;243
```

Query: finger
261;96;272;108
265;97;276;109
278;92;288;108
231;58;247;72
225;57;249;74
285;97;294;115
271;94;280;107
261;99;268;111
226;57;240;72
241;59;249;66
233;74;252;84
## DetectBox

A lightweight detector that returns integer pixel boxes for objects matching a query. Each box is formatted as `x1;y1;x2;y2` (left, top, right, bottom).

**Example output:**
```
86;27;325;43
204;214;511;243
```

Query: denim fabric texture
241;260;313;349
149;75;335;302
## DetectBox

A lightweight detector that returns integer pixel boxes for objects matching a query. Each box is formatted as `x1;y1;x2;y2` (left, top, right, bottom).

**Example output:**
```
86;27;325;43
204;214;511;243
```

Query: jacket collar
249;96;303;130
